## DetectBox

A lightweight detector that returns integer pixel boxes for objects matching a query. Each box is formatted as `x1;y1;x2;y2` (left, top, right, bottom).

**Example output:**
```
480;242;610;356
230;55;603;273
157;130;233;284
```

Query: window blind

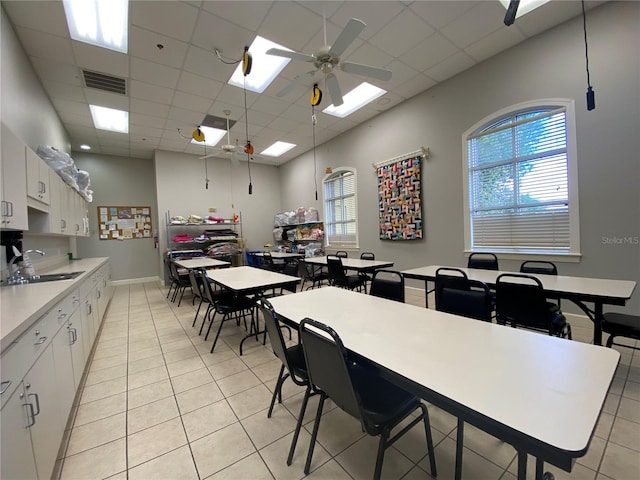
324;171;357;247
468;107;570;253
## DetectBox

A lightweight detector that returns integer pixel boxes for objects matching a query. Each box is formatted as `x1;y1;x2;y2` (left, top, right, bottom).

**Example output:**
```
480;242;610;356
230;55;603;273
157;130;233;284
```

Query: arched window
323;167;358;248
463;99;580;257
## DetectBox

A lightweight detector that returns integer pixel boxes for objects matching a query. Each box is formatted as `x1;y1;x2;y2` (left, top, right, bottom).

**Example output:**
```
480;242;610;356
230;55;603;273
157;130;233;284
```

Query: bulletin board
97;206;153;240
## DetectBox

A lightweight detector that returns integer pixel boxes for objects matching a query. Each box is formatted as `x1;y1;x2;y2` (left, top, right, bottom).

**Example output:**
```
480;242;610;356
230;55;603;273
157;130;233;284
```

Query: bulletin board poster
377;156;423;240
97;206;153;240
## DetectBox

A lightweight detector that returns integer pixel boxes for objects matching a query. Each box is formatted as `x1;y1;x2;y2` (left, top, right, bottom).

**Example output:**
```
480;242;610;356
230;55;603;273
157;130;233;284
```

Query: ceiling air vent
82;69;127;95
201;114;236;130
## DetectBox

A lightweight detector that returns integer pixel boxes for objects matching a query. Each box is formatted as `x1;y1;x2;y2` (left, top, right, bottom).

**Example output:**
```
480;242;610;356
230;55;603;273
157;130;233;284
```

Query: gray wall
279;2;640;314
73;153;159;282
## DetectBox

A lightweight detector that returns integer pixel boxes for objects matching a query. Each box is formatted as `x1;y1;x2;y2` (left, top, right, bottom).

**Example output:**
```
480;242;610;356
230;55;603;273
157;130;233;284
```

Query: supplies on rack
206;242;243;257
187;214;202;224
36;145;94;201
274;207;319;226
304;242;324;257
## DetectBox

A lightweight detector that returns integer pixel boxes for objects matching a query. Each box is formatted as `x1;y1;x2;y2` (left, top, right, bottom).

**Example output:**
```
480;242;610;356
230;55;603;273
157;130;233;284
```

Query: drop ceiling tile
383;60;420;88
172;91;213;113
130;113;167;130
347;42;395;72
398;32;461;73
167;106;206;124
129;80;174;104
42;81;86;103
84;89;130;111
130;57;181;89
129;26;190;69
2;0;69;37
465;24;526;63
130;98;172;118
258;2;320;49
250;95;292;117
51;98;90;116
129;124;164;139
368;9;434;58
57;110;92;127
15;26;74;64
182;45;234;83
424;51;476;83
176;72;224;99
439;2;505;49
191;10;254;54
409;1;479;30
332;2;406;41
393;73;437;101
130;1;200;43
31;58;83;87
214;84;259;110
72;42;129;78
201;1;272;32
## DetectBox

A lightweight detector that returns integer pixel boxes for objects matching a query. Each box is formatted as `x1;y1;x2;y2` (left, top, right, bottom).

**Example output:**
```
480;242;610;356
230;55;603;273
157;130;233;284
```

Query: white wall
154;150;283;273
279;2;640;314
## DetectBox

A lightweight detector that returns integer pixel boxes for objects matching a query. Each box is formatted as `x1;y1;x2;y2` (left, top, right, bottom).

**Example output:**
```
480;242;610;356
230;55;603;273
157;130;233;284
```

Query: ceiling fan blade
326;73;343;107
266;48;315;63
329;18;365;57
199;152;220;160
275;70;318;97
341;61;392;81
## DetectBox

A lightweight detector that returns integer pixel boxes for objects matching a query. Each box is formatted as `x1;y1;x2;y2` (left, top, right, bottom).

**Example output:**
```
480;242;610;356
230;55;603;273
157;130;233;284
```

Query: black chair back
495;273;550;330
260;300;293;371
369;269;405;303
520;260;558;275
188;268;203;299
360;252;375;261
326;255;347;284
335;251;348;258
435;268;493;321
300;318;362;422
468;252;499;270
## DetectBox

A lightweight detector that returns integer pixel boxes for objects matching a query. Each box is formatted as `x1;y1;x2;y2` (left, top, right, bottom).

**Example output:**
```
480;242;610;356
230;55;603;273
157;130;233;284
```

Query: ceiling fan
198;110;259;165
267;17;392;107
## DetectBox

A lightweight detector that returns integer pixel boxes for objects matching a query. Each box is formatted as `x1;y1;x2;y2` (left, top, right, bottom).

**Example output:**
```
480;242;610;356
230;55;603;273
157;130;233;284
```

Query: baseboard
110;276;162;286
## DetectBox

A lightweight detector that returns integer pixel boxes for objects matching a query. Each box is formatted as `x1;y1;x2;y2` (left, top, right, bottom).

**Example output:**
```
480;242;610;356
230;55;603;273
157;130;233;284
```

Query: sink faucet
7;249;45;285
22;249;45;280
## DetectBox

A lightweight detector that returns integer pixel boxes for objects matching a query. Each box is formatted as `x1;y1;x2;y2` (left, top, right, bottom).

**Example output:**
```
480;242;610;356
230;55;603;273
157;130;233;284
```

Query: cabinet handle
42;181;46;194
27;392;40;417
1;200;6;217
8;201;13;217
68;327;77;344
57;312;68;320
34;336;47;346
97;290;101;299
0;380;11;395
25;401;36;427
87;302;92;315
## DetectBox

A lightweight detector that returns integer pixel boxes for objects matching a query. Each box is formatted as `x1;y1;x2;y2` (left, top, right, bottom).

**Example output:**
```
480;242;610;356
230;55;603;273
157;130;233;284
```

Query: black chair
495;273;572;339
297;259;328;290
326;255;366;292
262;252;287;273
359;252;376;290
258;300;313;465
299;318;437;479
520;260;561;309
369;269;405;303
169;261;191;306
434;267;493;322
602;312;640;350
335;250;348;258
188;268;206;327
467;252;499;270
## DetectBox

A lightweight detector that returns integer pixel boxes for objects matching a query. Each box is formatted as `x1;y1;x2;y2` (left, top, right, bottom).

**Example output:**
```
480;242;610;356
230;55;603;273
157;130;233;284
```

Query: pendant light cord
581;0;592;89
312;107;318;201
243;75;253;193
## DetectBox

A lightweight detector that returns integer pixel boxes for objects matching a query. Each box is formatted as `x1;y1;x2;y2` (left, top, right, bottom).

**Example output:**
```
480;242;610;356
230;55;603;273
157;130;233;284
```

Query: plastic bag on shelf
305;207;319;222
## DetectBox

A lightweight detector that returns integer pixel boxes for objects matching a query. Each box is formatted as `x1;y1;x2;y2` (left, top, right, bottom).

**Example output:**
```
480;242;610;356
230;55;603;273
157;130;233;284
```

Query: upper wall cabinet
26;147;50;210
1;124;29;231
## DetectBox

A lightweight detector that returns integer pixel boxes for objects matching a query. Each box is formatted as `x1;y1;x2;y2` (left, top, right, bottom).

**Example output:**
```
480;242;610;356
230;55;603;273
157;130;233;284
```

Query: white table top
174;257;230;269
206;266;300;294
253;252;304;259
269;287;619;456
402;265;637;301
305;256;394;271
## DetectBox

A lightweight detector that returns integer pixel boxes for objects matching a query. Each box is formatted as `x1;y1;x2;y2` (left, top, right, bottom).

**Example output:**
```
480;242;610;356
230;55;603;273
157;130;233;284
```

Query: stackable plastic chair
434;267;493;322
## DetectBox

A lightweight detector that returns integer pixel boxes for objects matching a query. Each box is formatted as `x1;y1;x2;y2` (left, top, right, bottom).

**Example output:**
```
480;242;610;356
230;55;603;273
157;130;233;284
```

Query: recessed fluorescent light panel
228;36;291;93
89;105;129;133
80;144;91;150
192;127;226;147
323;83;387;118
261;141;296;157
63;0;128;53
498;0;551;19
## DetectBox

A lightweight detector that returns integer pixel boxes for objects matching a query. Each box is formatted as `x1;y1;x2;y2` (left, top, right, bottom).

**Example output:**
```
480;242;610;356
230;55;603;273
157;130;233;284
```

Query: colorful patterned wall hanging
377;155;423;240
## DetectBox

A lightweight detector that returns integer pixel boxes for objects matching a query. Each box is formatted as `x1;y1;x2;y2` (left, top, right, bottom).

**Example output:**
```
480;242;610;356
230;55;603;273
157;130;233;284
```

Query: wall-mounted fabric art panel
377;156;423;240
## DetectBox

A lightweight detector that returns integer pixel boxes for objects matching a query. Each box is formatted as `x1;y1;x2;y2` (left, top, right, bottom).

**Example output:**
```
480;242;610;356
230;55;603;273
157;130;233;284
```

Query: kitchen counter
0;257;109;353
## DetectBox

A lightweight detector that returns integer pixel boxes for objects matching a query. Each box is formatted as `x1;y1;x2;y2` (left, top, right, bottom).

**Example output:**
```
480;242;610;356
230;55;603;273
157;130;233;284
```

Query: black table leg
517;451;527;480
594;302;604;346
455;418;464;480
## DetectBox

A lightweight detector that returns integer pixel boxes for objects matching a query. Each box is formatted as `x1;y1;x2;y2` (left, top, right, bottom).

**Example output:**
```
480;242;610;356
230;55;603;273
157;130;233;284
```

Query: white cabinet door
68;311;87;390
81;293;97;359
51;320;76;423
0;381;38;480
0;124;29;230
26;147;50;208
23;344;61;480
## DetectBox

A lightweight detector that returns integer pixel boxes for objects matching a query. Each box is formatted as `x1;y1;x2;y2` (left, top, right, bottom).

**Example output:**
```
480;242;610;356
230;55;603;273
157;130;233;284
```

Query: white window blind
467;107;571;253
323;169;358;247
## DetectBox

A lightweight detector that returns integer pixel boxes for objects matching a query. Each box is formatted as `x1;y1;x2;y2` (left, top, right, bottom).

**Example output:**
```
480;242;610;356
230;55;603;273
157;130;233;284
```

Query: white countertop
1;257;109;352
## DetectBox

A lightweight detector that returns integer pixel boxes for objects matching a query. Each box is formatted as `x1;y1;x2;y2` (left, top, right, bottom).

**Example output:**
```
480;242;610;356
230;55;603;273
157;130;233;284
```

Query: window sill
465;250;582;263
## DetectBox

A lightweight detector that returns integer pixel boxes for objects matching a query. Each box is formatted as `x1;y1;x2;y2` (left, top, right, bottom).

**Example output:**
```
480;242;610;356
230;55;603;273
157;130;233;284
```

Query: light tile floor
57;282;640;480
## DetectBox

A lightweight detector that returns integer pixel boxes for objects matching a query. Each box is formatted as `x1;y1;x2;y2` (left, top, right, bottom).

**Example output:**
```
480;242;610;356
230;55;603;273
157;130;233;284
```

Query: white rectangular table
269;287;620;480
403;265;637;345
304;256;394;272
253;252;304;260
207;267;301;354
174;257;230;269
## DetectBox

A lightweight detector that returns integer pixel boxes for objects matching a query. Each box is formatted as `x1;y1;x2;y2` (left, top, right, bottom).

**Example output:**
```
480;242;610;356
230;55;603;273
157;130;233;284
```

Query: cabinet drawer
52;288;80;328
79;273;97;299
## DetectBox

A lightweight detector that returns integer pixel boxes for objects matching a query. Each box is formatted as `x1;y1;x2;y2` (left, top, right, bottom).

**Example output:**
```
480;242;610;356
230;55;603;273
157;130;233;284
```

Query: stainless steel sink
1;271;84;286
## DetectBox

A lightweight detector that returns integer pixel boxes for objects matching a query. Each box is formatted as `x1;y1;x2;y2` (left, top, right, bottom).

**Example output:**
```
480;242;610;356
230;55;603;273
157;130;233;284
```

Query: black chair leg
288;385;312;466
421;404;437;477
304;393;326;474
192;299;203;327
268;365;285;418
373;433;388;480
210;314;230;353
